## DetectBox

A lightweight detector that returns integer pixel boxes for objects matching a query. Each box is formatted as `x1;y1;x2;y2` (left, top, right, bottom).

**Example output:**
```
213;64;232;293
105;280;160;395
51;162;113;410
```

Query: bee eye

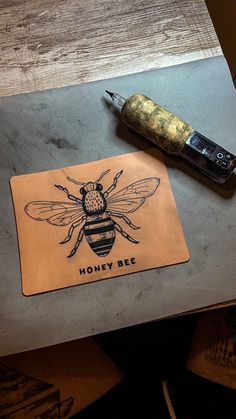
96;183;103;191
80;187;86;195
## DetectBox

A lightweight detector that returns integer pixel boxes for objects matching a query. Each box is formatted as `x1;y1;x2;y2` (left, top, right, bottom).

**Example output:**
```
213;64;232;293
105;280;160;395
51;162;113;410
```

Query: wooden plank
0;0;222;96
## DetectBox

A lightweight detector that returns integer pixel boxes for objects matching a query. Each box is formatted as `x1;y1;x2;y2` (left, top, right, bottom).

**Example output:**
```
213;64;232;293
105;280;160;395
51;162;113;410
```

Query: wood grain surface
0;0;222;96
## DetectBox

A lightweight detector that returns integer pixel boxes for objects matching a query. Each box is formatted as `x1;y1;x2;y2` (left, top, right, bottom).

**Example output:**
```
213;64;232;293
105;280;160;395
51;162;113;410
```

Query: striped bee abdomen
84;213;115;257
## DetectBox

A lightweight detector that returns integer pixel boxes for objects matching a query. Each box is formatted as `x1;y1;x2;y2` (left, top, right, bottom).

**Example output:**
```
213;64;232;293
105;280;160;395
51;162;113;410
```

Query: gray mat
0;56;236;355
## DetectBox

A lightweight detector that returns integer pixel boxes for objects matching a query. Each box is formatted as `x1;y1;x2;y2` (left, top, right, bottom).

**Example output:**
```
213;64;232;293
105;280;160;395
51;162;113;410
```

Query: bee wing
107;177;160;213
25;201;84;226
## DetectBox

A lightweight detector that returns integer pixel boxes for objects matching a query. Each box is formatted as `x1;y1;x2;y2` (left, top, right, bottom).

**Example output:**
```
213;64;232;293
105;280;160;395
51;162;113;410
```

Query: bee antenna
95;169;110;183
67;177;85;185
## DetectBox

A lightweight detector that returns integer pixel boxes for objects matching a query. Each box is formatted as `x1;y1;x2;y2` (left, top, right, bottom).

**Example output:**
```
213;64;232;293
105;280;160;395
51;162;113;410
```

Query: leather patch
10;148;190;295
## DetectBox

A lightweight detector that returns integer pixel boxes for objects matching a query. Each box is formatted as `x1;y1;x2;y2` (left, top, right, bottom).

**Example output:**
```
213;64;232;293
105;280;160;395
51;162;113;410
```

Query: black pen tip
106;90;114;98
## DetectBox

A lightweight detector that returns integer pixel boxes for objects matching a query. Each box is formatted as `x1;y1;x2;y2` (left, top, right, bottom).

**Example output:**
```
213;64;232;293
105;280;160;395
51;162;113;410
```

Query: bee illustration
25;170;160;258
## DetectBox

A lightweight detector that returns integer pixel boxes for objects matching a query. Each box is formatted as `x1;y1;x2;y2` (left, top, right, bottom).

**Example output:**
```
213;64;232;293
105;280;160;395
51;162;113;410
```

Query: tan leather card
10;148;189;295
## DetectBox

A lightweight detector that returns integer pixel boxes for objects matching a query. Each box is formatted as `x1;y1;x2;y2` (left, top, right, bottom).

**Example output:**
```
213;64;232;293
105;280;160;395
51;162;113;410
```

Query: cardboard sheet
10;148;189;295
0;338;123;417
187;308;236;390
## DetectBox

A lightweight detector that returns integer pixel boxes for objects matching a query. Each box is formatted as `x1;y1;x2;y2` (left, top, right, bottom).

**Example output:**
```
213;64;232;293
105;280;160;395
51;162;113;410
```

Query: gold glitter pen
106;91;235;184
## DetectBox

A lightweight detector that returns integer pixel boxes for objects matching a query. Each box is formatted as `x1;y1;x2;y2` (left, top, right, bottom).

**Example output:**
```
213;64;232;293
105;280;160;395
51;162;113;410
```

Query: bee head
83;182;96;193
67;169;110;195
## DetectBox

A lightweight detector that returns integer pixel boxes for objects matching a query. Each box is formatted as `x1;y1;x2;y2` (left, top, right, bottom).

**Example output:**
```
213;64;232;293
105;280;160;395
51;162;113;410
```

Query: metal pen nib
105;90;114;99
106;90;126;107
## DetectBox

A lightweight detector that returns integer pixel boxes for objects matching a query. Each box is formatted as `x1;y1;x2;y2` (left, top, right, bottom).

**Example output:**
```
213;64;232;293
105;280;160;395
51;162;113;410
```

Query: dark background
73;313;236;419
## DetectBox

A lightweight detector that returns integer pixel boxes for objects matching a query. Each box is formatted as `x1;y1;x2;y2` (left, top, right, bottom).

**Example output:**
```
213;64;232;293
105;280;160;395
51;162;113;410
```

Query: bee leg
103;170;123;198
114;221;139;244
108;211;140;230
60;216;86;244
67;227;84;258
54;184;82;204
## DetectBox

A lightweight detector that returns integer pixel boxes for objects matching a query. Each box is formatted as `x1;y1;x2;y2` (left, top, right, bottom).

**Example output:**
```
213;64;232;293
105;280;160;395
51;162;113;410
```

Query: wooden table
0;0;221;97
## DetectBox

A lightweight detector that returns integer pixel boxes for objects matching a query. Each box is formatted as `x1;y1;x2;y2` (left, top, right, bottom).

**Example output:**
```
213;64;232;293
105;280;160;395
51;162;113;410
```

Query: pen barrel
121;93;194;154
